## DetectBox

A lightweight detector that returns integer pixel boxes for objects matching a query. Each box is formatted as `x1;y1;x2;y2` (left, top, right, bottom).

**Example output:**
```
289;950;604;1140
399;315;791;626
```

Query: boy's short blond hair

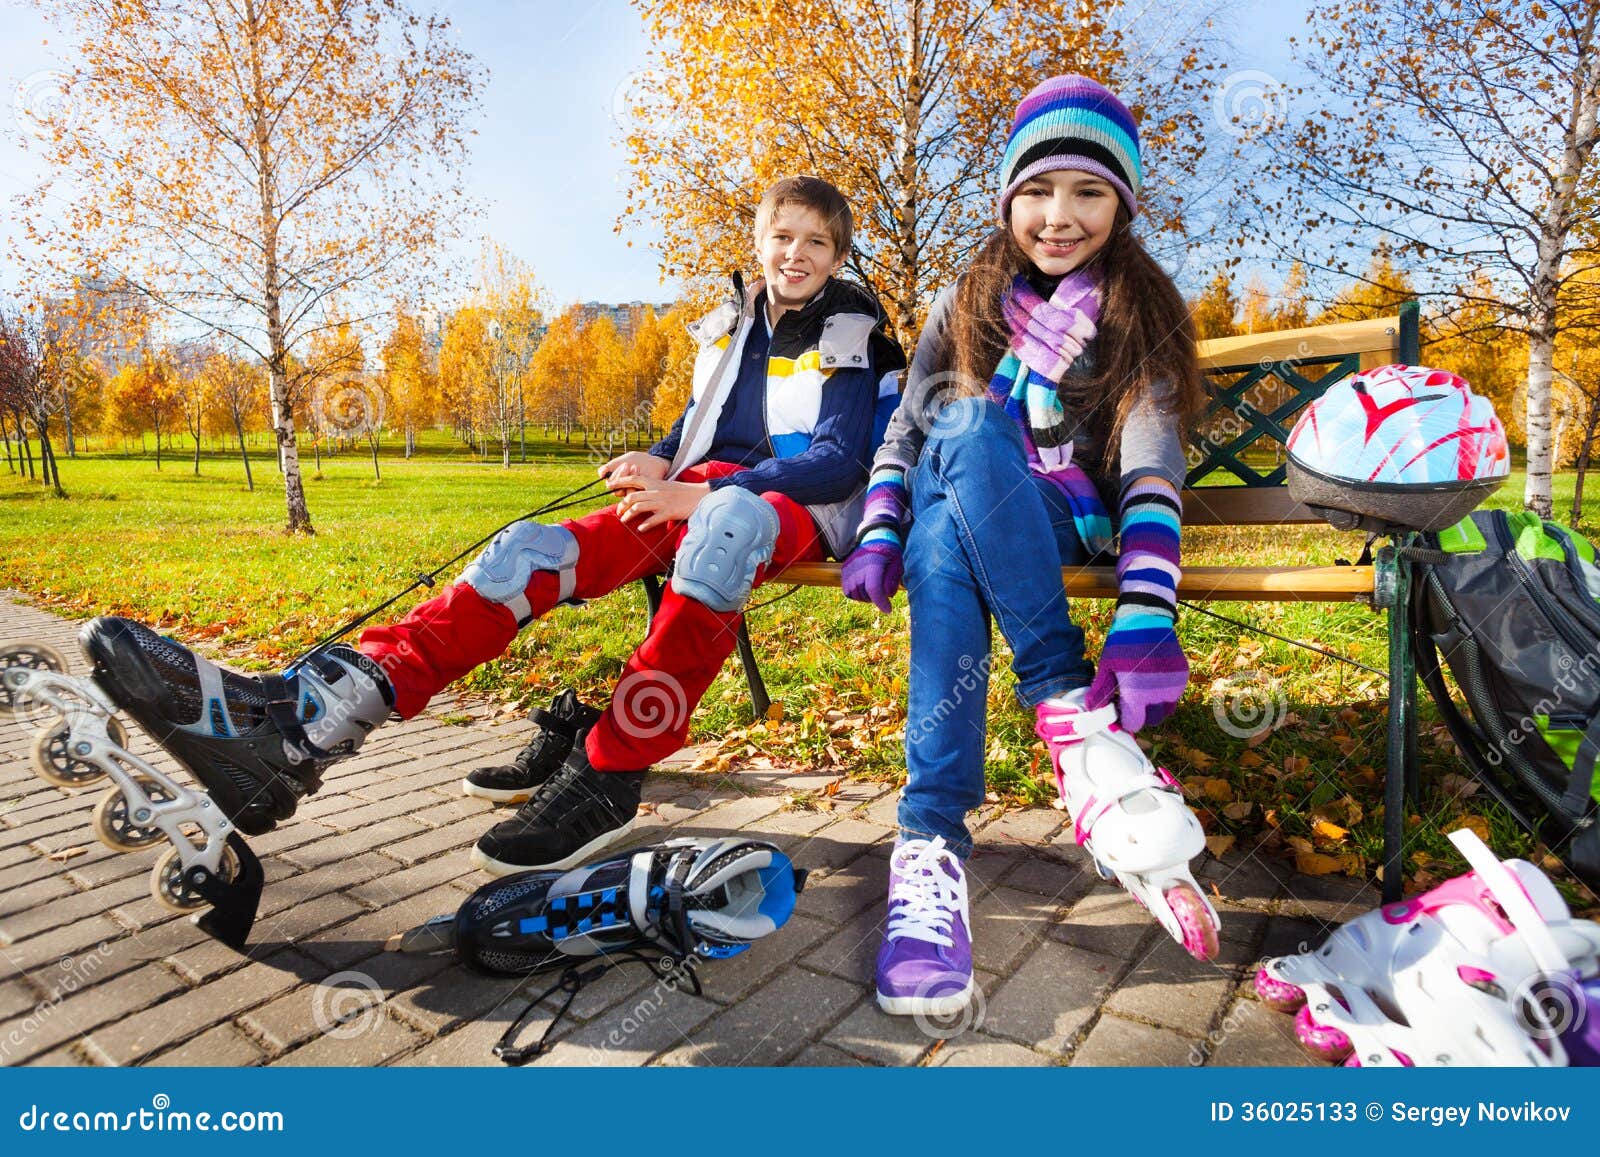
754;176;853;257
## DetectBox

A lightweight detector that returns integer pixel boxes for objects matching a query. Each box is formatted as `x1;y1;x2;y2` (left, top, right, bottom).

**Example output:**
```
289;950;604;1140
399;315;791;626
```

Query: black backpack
1413;509;1600;890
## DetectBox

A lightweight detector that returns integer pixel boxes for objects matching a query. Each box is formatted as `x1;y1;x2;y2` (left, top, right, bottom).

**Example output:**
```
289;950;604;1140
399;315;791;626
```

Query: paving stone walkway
0;590;1379;1067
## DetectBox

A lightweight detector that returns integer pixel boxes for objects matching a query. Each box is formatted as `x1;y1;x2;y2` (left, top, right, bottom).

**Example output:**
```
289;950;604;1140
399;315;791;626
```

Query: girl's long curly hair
947;206;1204;474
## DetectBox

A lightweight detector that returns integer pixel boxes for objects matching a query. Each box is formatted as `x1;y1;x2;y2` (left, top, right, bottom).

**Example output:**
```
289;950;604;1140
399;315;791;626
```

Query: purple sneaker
875;837;974;1016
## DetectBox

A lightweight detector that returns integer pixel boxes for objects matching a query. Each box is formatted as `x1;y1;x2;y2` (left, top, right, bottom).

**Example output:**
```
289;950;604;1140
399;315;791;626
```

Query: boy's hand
600;451;671;488
614;477;711;531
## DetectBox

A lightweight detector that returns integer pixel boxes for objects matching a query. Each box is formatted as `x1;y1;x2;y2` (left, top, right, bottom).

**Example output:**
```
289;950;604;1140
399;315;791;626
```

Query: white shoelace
885;837;969;947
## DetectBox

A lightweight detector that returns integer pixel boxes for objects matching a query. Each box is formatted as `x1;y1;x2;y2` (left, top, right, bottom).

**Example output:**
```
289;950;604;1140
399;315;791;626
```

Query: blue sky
1;0;1305;308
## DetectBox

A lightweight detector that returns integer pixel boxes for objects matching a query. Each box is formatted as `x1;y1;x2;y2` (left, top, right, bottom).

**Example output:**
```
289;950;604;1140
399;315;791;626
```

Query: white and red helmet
1287;364;1509;532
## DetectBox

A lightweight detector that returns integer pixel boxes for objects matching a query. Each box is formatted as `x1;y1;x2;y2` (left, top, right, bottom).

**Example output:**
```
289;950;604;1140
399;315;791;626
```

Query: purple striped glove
842;466;908;613
1085;478;1188;732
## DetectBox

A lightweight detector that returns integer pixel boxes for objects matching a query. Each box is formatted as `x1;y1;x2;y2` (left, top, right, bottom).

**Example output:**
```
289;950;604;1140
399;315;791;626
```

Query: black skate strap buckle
259;674;335;764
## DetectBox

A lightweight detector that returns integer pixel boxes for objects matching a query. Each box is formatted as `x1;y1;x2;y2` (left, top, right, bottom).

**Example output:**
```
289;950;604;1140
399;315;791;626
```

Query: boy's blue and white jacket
653;275;905;558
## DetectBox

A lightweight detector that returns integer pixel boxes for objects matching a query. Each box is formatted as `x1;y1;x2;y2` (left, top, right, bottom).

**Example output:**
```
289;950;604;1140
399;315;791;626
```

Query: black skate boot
470;741;644;877
462;689;601;804
80;617;394;836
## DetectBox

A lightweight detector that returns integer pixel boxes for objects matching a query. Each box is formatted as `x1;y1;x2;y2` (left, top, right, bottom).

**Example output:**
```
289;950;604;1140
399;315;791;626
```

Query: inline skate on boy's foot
1254;829;1600;1067
78;617;394;833
1036;689;1220;960
0;617;393;948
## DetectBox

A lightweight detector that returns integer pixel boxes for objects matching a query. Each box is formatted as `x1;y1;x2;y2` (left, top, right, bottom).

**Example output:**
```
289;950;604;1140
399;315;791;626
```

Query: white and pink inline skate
1255;829;1600;1067
1036;689;1220;960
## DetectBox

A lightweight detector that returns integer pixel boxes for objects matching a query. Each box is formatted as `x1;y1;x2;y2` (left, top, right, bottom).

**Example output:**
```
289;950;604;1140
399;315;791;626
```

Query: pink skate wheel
1343;1053;1361;1067
1167;884;1219;961
1253;965;1306;1011
1294;1003;1353;1062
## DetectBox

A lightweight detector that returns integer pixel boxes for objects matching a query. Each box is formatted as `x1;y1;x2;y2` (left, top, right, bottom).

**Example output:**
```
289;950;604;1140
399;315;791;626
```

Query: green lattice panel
1185;353;1363;488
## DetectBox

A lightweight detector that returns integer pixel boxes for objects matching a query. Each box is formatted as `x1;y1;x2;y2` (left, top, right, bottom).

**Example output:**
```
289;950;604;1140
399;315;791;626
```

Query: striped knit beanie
997;74;1142;222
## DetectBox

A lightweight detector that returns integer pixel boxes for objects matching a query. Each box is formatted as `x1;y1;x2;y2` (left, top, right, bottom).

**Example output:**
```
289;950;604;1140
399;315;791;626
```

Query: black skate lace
492;949;703;1065
491;850;708;1065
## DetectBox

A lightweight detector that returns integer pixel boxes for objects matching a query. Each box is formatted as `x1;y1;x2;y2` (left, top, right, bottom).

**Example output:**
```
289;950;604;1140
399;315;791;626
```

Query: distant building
44;275;153;373
575;301;675;343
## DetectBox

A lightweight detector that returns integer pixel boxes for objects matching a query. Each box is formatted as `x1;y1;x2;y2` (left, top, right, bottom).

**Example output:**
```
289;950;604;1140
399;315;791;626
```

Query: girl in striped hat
842;75;1216;1019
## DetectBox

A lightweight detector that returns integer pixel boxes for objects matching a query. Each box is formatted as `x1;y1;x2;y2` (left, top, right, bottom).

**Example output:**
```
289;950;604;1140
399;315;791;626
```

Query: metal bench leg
736;618;771;721
1381;539;1419;903
643;575;770;721
641;575;663;628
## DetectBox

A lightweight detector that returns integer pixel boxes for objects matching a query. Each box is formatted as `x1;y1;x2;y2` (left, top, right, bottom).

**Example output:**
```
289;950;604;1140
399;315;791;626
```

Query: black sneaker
470;746;645;876
462;689;601;804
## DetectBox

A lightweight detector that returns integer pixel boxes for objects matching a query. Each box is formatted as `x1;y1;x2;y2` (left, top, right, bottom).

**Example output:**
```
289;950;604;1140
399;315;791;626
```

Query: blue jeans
898;398;1095;858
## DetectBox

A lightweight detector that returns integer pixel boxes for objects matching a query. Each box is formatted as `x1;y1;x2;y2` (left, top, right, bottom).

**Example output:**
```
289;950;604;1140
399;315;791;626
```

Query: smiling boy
78;175;905;882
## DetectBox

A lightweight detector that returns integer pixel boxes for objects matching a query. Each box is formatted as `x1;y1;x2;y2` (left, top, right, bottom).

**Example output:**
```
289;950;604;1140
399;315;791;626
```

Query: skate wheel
91;776;176;852
0;641;68;716
1166;883;1220;962
1253;964;1306;1011
151;843;240;911
30;717;128;789
1294;1003;1353;1063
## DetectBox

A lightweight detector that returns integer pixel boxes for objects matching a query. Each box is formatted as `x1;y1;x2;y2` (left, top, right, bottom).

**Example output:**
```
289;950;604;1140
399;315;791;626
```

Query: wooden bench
652;303;1426;900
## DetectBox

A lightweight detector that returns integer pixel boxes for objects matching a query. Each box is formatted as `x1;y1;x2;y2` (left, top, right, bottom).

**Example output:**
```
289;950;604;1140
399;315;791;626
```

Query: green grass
4;436;1596;908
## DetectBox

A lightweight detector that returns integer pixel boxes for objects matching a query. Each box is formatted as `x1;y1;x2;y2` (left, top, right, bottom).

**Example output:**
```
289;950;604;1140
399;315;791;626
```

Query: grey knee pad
671;486;780;613
458;521;579;624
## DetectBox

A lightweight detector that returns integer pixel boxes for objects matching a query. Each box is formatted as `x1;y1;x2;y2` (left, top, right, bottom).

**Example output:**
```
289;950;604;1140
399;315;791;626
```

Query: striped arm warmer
1113;476;1182;628
856;465;910;550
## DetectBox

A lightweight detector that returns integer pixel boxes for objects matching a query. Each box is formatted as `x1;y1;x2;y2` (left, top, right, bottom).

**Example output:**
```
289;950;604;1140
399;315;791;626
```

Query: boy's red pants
358;462;824;772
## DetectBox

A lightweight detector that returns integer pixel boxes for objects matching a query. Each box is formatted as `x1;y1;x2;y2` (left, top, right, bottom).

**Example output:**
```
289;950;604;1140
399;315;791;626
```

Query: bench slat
1196;315;1403;369
773;562;1374;602
1181;487;1321;526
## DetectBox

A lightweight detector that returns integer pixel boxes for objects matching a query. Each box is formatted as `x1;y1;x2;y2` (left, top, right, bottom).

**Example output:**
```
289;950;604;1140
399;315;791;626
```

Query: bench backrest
1182;303;1421;526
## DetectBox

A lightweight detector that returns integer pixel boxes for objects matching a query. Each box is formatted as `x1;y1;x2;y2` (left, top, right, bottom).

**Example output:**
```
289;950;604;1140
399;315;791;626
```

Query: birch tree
475;242;544;468
20;0;479;532
1244;0;1600;516
206;349;265;489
